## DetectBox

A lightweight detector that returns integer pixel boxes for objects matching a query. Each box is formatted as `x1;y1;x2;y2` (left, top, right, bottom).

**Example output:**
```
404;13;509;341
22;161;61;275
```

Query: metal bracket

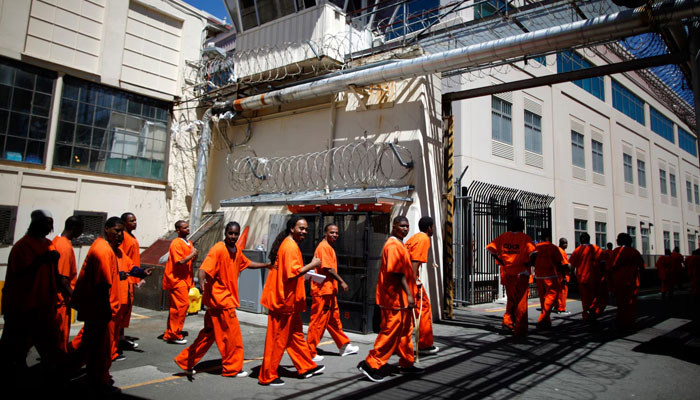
388;142;414;168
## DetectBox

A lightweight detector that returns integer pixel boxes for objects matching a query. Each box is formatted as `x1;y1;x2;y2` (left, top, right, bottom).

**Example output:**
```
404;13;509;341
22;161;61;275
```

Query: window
637;160;646;188
674;232;680;251
689;234;696;253
492;96;512;144
72;210;107;245
670;173;677;198
475;0;511;19
532;55;546;65
571;131;585;168
650;107;674;143
660;169;667;195
612;80;645;125
595;222;607;247
54;77;169;180
574;218;588;246
0;205;18;245
557;51;605;101
623;153;633;183
687;181;693;203
695;183;699;205
0;58;56;164
679;127;697;156
524;110;542;154
663;231;670;251
641;227;650;255
592;140;604;174
627;226;637;248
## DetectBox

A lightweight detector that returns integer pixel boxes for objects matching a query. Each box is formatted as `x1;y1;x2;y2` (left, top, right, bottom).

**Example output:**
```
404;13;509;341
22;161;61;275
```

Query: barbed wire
226;139;413;193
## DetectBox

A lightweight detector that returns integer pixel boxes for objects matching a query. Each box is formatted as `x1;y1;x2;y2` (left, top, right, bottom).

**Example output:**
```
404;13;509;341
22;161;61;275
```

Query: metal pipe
231;0;700;112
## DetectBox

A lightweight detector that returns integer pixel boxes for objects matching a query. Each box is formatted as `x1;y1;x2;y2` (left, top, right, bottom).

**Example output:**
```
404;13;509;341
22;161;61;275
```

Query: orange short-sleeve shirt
115;248;135;305
570;244;603;283
609;246;645;288
1;235;57;314
163;238;195;290
200;241;251;309
486;231;536;275
260;237;306;314
376;237;416;309
533;241;563;278
53;235;77;305
405;232;430;264
72;237;120;321
311;240;338;296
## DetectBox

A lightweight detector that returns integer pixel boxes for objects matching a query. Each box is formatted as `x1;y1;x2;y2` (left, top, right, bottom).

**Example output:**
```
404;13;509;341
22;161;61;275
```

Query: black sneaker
259;378;285;386
303;365;325;378
113;354;126;362
399;365;425;375
418;346;439;354
357;361;385;382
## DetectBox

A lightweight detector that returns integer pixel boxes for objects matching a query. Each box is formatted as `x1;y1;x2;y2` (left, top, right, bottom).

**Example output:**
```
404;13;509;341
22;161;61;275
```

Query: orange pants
71;320;114;385
556;275;569;311
536;278;560;327
56;302;72;354
365;308;414;370
307;295;349;357
164;283;189;341
175;308;244;376
614;283;638;331
414;285;433;349
578;280;600;320
258;312;316;384
503;274;530;336
0;309;61;372
595;276;609;315
111;304;130;359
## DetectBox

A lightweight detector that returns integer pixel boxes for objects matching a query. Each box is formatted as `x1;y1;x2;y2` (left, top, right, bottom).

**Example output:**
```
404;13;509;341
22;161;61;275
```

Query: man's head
559;237;568;250
224;221;241;249
105;216;125;248
418;216;434;237
392;216;410;240
665;248;672;256
28;209;53;237
121;212;137;233
673;246;680;253
324;223;339;246
175;220;190;238
64;216;84;239
287;215;309;244
579;232;590;245
607;242;613;250
616;232;632;247
540;228;552;243
507;217;525;233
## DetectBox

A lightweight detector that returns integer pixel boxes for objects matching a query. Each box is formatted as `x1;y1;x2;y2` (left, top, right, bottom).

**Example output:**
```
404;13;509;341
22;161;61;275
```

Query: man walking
163;220;198;344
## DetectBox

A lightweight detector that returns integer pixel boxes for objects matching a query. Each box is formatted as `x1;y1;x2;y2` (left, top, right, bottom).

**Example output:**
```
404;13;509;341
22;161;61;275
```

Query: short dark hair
106;216;125;228
269;215;307;263
579;232;590;244
120;212;135;221
507;217;525;232
617;232;632;246
324;223;338;233
607;242;613;250
418;216;434;233
175;220;187;230
65;216;84;230
393;216;408;226
225;221;240;232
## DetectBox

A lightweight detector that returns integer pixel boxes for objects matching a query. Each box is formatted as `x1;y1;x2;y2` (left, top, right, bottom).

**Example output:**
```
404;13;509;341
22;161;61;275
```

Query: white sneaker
339;343;359;357
312;355;324;362
168;337;187;345
234;371;248;378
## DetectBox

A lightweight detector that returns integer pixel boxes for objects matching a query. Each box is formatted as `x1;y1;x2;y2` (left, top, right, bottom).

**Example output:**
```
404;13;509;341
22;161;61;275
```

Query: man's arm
197;268;207;292
247;260;272;269
292;257;322;279
177;246;199;265
325;267;349;292
397;273;415;308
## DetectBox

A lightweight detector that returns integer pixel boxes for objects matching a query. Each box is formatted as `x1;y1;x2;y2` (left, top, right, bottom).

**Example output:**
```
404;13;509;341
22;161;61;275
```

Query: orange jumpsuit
608;246;645;331
53;235;78;353
111;249;135;359
119;231;141;330
175;242;250;376
656;255;675;295
670;251;684;290
162;237;196;341
306;240;350;358
533;241;563;328
570;244;603;321
555;247;570;312
258;237;316;384
405;232;433;350
685;255;700;297
486;232;536;336
71;237;121;386
365;237;417;370
0;235;60;370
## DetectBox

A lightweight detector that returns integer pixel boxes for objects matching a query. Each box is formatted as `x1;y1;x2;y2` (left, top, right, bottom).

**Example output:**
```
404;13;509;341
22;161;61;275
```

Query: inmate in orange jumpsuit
486;232;536;336
405;231;434;350
163;237;196;341
570;244;603;321
555;247;570;312
670;251;684;290
259;237;317;384
175;241;250;376
53;235;78;353
596;248;612;315
71;237;121;386
119;231;141;331
656;254;675;296
609;246;645;332
533;241;563;328
365;237;417;370
111;249;134;359
686;254;700;297
306;239;350;358
0;235;60;371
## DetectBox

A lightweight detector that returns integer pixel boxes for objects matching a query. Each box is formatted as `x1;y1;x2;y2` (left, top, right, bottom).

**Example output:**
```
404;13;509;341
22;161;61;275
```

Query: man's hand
416;278;423;287
191;248;199;258
340;282;349;292
407;295;415;309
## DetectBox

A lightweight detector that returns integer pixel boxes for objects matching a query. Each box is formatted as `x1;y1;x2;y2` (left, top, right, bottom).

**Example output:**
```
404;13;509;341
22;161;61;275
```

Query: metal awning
220;186;414;207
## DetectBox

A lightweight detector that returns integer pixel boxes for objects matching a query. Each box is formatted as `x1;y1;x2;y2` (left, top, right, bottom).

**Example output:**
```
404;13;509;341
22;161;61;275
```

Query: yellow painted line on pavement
129;312;149;320
121;340;335;390
485;299;574;312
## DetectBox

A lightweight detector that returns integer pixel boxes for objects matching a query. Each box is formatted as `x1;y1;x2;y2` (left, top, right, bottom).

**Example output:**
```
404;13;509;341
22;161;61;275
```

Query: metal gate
455;181;554;305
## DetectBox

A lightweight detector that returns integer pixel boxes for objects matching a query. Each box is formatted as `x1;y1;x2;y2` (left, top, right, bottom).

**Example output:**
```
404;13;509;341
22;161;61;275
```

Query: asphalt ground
3;287;700;399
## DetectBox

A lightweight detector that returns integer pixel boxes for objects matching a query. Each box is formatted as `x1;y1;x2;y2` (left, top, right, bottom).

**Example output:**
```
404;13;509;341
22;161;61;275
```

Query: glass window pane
75;124;92;146
53;144;72;167
32;92;52;117
77;102;95;124
8;112;29;137
5;136;25;160
57;122;75;144
28;116;48;140
25;140;44;164
35;75;54;94
113;94;127;112
11;88;32;112
96;89;112;108
14;69;34;90
0;64;13;85
127;99;141;115
94;107;110;128
72;146;89;169
92;128;107;148
60;99;77;122
80;86;96;104
0;109;7;134
62;83;79;100
0;85;11;109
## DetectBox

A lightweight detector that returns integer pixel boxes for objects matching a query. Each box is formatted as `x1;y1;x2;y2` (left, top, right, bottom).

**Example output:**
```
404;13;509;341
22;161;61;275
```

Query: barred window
524;110;542;154
574;218;588;247
492;96;512;145
595;221;606;247
72;211;107;246
627;226;637;248
592;140;604;174
571;131;585;168
623;153;633;183
670;173;677;198
637;160;646;188
660;169;667;195
612;80;645;126
679;127;697;156
0;205;18;245
650;107;674;143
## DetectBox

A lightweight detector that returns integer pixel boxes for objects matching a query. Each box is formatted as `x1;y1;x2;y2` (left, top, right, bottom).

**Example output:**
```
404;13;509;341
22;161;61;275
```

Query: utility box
239;249;268;313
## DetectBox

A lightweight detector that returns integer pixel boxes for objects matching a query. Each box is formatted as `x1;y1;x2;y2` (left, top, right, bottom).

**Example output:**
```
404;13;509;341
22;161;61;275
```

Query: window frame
524;110;542;155
491;96;513;145
591;139;604;174
595;221;606;247
571;130;585;168
660;169;667;195
612;79;645;126
623;153;633;184
637;159;646;188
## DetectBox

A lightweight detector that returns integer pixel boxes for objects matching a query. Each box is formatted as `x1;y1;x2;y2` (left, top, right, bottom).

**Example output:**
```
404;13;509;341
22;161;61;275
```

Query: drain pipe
228;0;700;112
190;100;232;233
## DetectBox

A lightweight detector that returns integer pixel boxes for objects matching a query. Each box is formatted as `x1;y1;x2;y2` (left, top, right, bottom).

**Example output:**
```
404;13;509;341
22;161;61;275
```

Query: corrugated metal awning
220;186;414;207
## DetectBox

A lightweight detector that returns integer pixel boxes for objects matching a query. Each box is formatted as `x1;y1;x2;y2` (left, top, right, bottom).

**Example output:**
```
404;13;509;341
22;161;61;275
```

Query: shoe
167;337;187;345
303;365;325;378
399;365;425;375
259;378;285;386
113;354;126;361
226;371;248;378
312;355;324;362
339;343;359;357
357;361;385;382
419;346;439;354
558;310;571;315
